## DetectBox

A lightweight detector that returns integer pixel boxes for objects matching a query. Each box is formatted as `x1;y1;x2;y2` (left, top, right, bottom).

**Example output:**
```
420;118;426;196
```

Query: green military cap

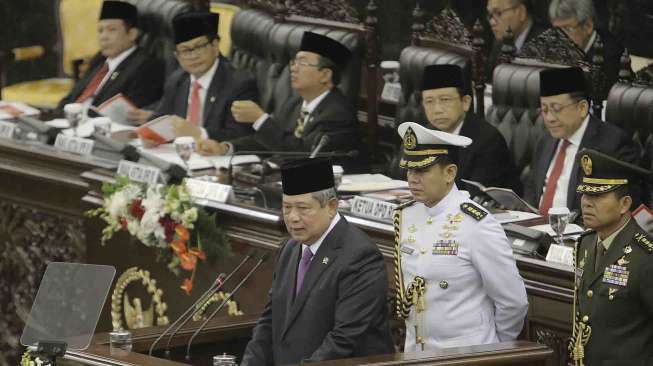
397;122;472;169
576;148;650;195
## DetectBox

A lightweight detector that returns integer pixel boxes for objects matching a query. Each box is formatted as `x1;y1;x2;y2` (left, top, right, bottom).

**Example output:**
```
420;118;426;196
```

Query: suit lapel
587;219;637;287
457;114;477;174
303;90;333;134
94;48;140;103
203;56;226;124
281;218;346;339
175;75;191;117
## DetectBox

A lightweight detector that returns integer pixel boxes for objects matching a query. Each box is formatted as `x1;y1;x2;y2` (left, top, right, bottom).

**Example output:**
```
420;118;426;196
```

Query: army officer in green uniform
570;148;653;365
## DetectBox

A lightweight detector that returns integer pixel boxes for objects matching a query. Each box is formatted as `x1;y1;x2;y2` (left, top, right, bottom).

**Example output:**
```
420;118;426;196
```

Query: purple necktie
296;246;314;295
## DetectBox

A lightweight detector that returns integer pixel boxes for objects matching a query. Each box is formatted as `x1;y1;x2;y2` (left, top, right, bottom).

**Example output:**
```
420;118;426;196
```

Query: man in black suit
524;67;640;216
57;1;164;110
485;0;548;81
242;159;394;366
549;0;626;91
571;149;653;365
421;64;521;193
196;32;364;171
132;12;257;142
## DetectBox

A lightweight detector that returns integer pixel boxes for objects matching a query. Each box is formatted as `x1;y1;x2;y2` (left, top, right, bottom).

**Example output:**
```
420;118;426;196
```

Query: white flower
126;219;140;236
181;207;198;227
106;192;129;219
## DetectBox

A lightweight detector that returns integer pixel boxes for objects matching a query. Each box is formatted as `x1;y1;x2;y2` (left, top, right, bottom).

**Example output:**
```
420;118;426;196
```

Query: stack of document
338;174;408;192
0;101;40;120
139;144;259;170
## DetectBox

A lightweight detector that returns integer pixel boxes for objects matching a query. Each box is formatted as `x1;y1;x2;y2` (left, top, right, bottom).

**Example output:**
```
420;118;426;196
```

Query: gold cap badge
581;154;592;176
403;127;417;150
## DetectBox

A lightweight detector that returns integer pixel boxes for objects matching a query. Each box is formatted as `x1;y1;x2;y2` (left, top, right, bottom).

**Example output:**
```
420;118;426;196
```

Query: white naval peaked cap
397;122;472;147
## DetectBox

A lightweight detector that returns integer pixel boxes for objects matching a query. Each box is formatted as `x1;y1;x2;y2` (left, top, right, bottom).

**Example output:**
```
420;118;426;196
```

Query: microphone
17;115;60;141
92;132;140;161
309;134;330;158
147;250;257;357
161;250;258;356
137;148;188;184
185;252;270;361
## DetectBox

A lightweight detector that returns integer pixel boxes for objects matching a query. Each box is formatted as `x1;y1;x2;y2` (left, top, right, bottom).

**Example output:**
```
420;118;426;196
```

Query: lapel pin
210;96;216;103
624;245;632;254
110;72;119;80
322;257;329;265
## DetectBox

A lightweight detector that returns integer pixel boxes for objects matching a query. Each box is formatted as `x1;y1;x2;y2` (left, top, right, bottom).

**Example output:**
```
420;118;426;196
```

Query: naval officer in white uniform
393;122;528;352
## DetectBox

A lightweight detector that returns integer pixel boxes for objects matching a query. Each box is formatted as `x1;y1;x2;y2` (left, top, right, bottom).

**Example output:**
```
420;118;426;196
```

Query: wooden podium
61;313;552;366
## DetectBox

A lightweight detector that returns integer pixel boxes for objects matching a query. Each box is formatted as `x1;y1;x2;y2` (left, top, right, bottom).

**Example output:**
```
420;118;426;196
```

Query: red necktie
76;63;109;102
539;139;571;216
187;80;202;125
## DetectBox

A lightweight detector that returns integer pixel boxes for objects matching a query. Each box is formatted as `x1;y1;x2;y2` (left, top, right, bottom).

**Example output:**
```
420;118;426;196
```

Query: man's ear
445;163;458;184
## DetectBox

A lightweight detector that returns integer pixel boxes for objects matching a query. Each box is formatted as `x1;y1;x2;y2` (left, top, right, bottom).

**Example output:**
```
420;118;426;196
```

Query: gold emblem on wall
192;292;244;321
111;267;169;331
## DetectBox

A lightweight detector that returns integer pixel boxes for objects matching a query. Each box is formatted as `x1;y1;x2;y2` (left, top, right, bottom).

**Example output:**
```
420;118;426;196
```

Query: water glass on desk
174;136;196;174
549;206;570;245
92;117;112;137
213;353;237;366
63;103;83;136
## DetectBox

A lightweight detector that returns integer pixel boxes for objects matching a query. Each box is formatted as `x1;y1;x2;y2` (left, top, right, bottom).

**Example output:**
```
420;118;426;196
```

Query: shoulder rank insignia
460;202;487;221
634;232;653;253
395;200;416;210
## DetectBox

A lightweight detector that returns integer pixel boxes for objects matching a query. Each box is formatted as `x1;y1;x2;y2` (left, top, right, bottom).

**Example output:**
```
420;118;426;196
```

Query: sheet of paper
139;144;259;170
530;223;584;236
0;101;40;120
492;210;541;224
96;93;136;124
137;115;176;144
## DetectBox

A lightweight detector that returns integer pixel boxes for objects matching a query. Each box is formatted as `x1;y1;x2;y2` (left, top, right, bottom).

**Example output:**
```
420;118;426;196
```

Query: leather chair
486;63;549;182
2;0;103;109
605;81;653;171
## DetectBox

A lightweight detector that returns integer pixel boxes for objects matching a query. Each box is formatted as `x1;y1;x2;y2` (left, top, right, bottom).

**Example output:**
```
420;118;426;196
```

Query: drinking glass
549;206;571;245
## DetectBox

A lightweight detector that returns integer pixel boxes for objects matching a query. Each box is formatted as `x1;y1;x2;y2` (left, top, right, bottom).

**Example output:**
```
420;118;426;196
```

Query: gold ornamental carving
192;292;244;321
111;267;169;331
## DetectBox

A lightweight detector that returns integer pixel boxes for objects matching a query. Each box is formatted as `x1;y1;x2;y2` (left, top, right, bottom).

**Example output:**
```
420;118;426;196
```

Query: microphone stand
184;253;270;361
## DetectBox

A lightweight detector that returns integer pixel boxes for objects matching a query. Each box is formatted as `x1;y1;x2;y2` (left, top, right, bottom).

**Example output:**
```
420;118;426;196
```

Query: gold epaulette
460;202;487;221
634;232;653;253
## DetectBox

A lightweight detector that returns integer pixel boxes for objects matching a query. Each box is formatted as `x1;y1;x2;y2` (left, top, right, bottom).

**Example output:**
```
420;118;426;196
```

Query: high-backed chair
486;63;548;181
2;0;102;109
605;80;653;171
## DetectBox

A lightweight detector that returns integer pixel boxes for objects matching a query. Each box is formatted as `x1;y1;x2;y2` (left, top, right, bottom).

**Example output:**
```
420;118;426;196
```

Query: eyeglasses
289;58;321;68
422;96;459;109
486;5;519;22
557;21;586;34
175;41;212;59
540;101;580;116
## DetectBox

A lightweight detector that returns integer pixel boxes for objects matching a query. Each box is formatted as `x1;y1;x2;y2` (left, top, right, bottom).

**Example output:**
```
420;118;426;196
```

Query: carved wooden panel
423;7;472;48
517;28;589;68
532;325;571;366
0;201;84;366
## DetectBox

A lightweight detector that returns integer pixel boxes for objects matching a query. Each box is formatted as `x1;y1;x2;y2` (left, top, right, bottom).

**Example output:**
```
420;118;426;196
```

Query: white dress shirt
301;212;341;259
541;114;590;209
252;89;331;131
187;57;220;127
584;31;598;54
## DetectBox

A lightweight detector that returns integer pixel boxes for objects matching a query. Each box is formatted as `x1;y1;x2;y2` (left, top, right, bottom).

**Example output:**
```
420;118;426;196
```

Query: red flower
130;199;145;219
181;278;193;295
120;217;128;230
188;247;207;261
159;215;177;243
170;240;187;254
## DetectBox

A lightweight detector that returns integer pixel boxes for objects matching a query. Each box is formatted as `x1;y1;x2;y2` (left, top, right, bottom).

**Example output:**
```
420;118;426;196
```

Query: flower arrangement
86;176;230;294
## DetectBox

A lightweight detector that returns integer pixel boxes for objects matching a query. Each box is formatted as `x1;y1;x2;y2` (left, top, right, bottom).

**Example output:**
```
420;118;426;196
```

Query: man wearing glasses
524;67;639;217
485;0;548;81
195;31;364;172
129;12;257;142
549;0;626;92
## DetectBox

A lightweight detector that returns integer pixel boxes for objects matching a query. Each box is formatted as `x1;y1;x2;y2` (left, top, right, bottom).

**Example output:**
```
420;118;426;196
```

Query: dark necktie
595;240;606;272
296;246;313;295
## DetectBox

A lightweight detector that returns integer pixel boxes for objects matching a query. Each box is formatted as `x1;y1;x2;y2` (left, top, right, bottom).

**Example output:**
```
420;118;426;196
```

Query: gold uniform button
582;315;589;323
586;290;593;298
439;280;448;289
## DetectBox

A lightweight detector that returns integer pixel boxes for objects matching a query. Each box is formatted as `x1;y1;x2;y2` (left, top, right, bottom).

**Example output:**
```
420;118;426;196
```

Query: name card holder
185;178;232;204
545;243;574;266
381;82;402;103
350;196;397;221
117;160;161;185
54;134;94;156
0;121;16;140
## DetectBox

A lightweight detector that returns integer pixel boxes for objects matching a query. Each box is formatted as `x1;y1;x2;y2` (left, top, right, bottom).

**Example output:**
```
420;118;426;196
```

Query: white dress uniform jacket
399;185;528;351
